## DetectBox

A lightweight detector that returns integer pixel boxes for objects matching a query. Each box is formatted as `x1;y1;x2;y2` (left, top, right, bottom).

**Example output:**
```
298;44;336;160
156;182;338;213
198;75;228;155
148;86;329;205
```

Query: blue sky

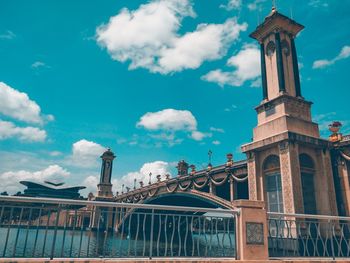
0;0;349;195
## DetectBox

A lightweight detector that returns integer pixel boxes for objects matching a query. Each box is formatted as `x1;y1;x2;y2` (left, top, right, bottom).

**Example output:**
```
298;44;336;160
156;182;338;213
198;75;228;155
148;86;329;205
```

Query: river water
0;227;236;258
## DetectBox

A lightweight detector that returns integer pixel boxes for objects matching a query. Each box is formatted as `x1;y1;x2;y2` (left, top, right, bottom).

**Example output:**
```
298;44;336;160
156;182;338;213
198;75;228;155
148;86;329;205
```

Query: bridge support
233;200;268;261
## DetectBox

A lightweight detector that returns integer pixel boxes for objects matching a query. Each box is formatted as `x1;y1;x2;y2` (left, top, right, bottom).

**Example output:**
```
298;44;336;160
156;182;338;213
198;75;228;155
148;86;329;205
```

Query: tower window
281;40;290;56
266;41;276;57
263;155;283;213
299;153;317;214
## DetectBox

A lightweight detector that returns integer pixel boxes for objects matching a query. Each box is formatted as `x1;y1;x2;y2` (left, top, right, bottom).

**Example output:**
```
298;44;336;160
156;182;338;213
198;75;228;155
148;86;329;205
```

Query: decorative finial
226;153;234;167
208;150;212;163
149;172;152;185
272;0;276;10
329;121;343;142
133;178;137;190
189;164;196;175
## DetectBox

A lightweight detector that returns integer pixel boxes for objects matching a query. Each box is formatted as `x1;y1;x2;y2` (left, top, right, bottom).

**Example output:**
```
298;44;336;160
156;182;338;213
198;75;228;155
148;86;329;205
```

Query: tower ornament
329;121;343;142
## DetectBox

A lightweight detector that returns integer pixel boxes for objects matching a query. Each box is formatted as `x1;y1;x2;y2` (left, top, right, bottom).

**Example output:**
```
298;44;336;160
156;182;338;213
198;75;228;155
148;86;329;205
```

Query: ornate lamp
207;163;213;172
121;184;124;194
156;174;161;182
189;164;196;175
149;172;152;185
329;121;343;142
226;153;234;167
133;178;137;190
126;186;130;193
165;174;171;180
139;181;144;188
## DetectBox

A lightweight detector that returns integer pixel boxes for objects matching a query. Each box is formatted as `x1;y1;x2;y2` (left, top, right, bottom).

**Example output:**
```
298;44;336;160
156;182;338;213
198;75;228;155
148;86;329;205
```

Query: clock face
266;41;276;57
281;40;290;56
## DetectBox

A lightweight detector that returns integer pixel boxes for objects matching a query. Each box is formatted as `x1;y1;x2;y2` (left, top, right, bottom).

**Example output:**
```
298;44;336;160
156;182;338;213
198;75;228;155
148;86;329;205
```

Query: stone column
230;178;234;202
246;152;258;200
279;141;303;214
233;200;268;260
338;159;350;216
322;150;338;216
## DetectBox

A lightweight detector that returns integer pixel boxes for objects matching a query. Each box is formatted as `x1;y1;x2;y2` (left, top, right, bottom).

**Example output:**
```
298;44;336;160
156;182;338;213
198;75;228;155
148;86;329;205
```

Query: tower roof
250;9;304;42
101;148;116;159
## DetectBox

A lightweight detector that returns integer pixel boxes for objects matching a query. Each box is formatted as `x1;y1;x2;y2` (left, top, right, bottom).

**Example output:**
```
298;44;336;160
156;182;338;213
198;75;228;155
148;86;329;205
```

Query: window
299;154;317;214
263;155;283;213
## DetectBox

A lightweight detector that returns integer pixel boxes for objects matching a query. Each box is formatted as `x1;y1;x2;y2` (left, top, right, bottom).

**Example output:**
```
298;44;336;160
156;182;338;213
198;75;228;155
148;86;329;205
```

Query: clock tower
97;148;115;198
242;8;338;216
250;7;319;141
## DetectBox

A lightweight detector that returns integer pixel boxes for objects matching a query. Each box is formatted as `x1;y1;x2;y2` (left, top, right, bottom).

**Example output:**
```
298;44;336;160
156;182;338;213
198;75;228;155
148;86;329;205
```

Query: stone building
241;7;350;217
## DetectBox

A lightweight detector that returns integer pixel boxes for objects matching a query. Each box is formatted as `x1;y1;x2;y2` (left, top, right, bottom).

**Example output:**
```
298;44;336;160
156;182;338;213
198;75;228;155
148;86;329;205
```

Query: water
0;227;236;258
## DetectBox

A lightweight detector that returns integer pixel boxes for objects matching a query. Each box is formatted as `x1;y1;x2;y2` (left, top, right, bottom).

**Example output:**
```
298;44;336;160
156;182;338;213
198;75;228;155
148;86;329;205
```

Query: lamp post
149;172;152;185
133;178;137;190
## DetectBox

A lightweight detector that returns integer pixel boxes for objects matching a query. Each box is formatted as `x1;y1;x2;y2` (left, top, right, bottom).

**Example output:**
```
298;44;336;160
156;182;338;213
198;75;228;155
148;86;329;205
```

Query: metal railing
267;212;350;259
0;196;237;259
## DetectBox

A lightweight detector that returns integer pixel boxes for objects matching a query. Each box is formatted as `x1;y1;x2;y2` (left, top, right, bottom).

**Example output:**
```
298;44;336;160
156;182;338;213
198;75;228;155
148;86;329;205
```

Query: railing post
330;219;335;260
50;205;61;260
149;209;155;259
233;200;268;260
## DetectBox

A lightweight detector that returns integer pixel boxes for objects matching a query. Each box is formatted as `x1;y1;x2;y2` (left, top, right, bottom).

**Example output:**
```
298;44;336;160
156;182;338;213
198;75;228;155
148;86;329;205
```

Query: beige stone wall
254;115;319;141
263;34;280;100
338;160;350;216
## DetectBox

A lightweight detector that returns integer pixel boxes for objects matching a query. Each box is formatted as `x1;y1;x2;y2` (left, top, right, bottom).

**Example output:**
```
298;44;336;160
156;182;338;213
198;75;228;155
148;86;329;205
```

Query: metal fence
0;196;237;259
268;212;350;259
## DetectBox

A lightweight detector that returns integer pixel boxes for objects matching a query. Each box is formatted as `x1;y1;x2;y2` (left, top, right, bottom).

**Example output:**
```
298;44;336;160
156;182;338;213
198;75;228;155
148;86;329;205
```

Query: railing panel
268;213;350;259
0;196;237;259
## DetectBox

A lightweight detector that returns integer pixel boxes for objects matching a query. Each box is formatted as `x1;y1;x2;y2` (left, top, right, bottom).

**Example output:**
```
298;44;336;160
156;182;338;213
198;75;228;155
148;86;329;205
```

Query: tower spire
272;0;277;11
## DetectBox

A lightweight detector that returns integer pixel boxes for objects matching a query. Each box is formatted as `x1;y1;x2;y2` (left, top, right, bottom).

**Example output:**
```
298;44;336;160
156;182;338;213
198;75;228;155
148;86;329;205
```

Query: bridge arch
116;190;234;230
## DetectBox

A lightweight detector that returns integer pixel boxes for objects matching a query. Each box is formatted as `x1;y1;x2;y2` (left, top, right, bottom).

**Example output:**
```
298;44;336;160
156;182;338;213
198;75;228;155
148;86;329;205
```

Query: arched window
263;155;283;213
299;153;317;214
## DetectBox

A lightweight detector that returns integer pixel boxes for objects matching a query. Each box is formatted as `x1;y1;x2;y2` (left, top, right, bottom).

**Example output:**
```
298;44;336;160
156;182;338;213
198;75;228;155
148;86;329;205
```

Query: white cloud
0;165;70;193
212;140;221;145
308;0;329;8
0;30;15;39
69;139;106;168
0;82;52;125
201;44;260;87
82;175;100;194
247;0;267;11
0;120;47;142
49;151;62;157
190;130;211;141
113;161;171;192
224;104;238;112
210;127;225;133
31;61;48;69
137;109;210;141
96;0;247;74
137;109;196;131
313;45;350;69
220;0;241;10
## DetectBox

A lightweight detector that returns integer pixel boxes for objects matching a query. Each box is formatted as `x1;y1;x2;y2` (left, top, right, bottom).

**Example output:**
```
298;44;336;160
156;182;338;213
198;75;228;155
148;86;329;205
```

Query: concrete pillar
278;141;302;214
209;181;216;195
338;159;350;216
246;152;258;200
233;200;268;260
230;178;234;202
